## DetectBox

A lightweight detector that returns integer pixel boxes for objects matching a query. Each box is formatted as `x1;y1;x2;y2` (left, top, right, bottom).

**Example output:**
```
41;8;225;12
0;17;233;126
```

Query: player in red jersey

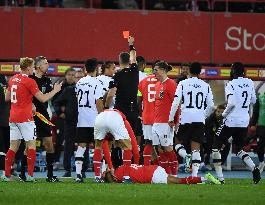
103;164;221;184
138;74;159;165
152;61;179;176
1;57;62;182
93;109;139;183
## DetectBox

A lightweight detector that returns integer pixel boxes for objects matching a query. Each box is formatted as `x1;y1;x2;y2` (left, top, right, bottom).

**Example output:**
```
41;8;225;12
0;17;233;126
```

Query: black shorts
215;125;247;150
175;122;205;144
76;127;94;144
34;116;52;138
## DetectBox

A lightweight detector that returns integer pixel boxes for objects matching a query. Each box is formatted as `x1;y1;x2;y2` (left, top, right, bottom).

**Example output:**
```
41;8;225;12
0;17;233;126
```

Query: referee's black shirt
29;74;53;118
109;63;139;129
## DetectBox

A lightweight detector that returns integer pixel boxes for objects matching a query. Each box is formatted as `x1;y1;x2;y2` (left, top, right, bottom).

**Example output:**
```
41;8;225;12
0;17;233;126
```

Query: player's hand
128;36;134;45
53;82;63;93
168;121;175;128
250;126;257;132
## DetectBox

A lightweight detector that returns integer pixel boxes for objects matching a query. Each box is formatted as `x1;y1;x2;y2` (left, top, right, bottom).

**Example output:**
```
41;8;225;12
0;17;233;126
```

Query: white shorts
143;124;152;140
9;121;36;141
151;166;168;184
152;123;174;146
94;111;129;141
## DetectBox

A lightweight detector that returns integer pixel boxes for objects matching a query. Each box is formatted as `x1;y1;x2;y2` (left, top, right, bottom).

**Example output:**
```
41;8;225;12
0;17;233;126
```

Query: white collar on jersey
20;74;28;77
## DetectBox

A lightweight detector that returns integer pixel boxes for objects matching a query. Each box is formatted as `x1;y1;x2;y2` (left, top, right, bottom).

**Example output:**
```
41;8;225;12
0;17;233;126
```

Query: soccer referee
106;36;139;132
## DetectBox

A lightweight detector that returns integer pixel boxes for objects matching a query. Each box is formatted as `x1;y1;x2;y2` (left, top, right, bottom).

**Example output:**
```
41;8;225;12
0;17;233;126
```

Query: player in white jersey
168;62;214;177
212;62;260;184
75;58;104;183
97;61;116;108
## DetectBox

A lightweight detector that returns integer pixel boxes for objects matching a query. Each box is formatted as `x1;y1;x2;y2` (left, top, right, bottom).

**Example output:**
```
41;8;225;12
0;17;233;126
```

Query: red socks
93;148;102;177
27;149;36;177
143;145;153;166
124;120;140;165
102;140;113;169
166;150;178;176
179;176;202;184
5;149;15;177
159;152;170;174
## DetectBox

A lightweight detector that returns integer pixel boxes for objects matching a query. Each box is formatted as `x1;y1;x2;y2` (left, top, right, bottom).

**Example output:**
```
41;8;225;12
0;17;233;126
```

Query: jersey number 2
242;91;248;108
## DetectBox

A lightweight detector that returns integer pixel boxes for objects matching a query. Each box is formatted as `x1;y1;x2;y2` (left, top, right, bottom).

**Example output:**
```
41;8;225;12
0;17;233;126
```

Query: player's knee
26;139;36;149
212;149;222;165
191;150;201;164
95;140;102;148
42;141;54;153
119;139;132;150
10;140;21;152
237;150;250;161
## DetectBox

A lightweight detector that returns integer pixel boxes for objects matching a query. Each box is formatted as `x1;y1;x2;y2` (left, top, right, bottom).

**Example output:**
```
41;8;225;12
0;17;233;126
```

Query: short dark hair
136;56;146;65
155;61;172;72
231;62;244;76
64;68;75;76
85;58;98;73
152;60;161;70
119;52;130;65
189;62;202;75
101;61;114;74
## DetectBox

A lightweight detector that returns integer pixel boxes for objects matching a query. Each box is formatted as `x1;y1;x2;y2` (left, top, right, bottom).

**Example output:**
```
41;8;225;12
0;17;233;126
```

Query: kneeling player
104;164;221;184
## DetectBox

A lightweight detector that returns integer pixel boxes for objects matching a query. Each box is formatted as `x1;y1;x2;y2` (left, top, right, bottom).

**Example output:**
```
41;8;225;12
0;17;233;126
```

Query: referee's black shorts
34;116;52;138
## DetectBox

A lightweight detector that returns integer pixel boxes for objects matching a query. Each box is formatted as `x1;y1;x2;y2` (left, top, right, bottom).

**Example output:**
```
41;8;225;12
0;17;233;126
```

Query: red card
123;31;130;39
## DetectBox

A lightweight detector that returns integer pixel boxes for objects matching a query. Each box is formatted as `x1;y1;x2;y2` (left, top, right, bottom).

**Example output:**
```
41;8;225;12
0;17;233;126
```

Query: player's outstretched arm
34;82;62;103
128;36;136;64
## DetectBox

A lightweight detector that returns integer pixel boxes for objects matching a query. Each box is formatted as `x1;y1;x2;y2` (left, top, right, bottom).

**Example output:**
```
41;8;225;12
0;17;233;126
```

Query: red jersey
154;78;176;123
138;75;157;124
8;74;39;123
114;165;158;183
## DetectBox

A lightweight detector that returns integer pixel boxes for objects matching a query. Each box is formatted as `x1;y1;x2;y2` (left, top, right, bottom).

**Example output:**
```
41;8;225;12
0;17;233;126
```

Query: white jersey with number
223;77;256;127
76;75;103;127
169;77;214;124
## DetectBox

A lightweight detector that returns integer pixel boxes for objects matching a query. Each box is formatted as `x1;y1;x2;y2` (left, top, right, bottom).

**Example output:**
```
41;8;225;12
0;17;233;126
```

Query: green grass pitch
0;179;264;205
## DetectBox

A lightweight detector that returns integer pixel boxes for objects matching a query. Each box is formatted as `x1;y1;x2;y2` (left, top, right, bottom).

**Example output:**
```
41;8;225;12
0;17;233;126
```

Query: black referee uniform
109;63;139;132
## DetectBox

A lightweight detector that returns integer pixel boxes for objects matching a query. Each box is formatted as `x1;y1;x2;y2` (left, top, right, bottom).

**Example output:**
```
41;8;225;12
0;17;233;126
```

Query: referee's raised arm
128;36;136;64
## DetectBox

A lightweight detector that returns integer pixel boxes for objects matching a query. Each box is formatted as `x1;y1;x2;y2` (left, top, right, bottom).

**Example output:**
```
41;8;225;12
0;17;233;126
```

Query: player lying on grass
103;164;221;184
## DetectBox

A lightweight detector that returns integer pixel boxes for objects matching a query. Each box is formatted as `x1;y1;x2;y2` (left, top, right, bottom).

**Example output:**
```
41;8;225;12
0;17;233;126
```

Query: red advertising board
0;8;264;64
22;9;211;63
213;13;265;64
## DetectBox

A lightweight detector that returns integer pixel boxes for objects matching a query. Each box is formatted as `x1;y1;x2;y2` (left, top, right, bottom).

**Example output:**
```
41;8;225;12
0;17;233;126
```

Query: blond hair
20;57;34;70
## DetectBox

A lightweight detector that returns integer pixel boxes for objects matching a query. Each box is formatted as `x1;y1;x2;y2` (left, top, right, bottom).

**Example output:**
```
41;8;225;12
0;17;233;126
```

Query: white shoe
258;162;265;173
